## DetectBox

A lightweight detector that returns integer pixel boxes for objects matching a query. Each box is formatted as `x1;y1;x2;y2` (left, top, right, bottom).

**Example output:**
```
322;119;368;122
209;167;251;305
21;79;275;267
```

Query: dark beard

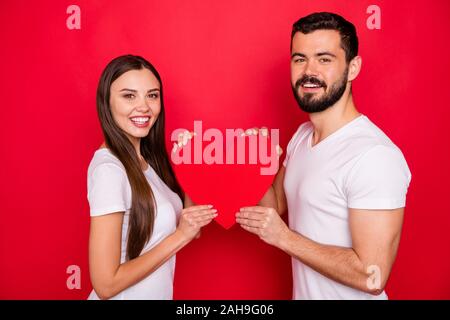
292;68;349;113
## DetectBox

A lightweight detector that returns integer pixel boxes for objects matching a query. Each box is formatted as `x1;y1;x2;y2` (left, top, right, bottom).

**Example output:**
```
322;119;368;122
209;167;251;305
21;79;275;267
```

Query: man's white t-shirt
283;115;411;300
86;148;183;300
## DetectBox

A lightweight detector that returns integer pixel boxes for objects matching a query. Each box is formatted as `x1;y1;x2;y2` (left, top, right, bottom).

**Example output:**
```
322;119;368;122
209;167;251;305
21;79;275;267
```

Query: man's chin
300;91;324;102
301;96;324;105
298;99;332;114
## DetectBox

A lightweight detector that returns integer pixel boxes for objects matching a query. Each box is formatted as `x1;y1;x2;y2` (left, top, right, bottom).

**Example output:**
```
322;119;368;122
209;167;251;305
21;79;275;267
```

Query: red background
1;0;449;299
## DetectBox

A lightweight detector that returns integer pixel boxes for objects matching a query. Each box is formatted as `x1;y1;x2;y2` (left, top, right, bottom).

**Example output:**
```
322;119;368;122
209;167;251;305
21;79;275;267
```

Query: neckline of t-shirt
95;148;152;174
307;114;366;151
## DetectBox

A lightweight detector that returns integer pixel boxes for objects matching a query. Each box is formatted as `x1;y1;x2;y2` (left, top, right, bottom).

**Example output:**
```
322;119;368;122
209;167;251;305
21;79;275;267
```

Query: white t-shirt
86;148;183;300
283;115;411;300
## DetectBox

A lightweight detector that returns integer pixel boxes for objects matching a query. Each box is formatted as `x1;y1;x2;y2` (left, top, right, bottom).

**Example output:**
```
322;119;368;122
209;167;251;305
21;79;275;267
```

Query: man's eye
319;58;331;63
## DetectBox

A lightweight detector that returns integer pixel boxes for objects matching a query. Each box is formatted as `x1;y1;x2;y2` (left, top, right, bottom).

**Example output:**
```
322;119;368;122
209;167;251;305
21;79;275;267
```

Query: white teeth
131;117;150;123
303;83;320;88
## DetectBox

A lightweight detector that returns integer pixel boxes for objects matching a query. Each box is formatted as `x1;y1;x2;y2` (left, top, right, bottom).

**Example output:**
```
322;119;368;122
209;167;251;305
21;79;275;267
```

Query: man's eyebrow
291;52;306;59
316;52;337;58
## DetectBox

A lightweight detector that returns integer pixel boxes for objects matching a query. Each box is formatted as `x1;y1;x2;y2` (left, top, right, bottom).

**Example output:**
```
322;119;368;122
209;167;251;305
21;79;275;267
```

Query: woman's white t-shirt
86;148;183;300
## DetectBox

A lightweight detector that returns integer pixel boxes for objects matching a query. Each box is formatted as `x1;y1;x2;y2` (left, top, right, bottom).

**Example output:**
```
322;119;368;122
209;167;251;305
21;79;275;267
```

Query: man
236;12;411;299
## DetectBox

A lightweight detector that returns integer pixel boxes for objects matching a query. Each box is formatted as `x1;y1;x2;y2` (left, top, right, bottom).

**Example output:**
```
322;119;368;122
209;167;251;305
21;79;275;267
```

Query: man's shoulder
298;121;313;134
290;121;313;143
349;115;400;152
346;116;409;174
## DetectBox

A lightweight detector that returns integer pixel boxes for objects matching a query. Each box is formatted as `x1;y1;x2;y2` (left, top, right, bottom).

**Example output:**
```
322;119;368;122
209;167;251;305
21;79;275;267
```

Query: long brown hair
96;54;184;260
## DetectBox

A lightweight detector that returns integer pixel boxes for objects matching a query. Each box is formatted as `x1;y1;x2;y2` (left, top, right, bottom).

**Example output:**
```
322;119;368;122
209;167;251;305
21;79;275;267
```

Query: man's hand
236;206;290;247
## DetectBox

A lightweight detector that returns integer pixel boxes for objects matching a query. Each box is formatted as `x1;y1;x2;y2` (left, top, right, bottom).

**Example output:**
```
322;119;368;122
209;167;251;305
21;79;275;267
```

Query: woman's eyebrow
119;88;160;92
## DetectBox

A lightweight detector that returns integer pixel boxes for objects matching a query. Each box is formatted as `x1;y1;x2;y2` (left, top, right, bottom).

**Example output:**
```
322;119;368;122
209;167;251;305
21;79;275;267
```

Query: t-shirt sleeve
283;123;307;167
346;145;412;210
87;163;129;216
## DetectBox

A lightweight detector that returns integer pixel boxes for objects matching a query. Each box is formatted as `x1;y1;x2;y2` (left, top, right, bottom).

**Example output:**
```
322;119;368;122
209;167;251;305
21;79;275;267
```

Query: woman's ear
348;56;362;82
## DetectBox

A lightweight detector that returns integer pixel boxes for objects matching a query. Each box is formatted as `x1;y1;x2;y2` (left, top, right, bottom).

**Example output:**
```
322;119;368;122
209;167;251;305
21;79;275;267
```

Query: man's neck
309;92;360;147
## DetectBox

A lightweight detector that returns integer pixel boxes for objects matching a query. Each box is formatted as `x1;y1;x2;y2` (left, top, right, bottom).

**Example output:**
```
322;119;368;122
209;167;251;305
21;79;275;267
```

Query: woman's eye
148;93;159;99
123;94;135;99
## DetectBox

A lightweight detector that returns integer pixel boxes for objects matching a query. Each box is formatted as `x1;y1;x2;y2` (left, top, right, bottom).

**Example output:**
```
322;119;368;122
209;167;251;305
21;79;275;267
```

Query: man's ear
348;56;362;82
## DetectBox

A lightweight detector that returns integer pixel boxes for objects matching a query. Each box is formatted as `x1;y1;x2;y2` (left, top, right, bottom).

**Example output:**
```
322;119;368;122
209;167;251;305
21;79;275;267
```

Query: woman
87;54;217;300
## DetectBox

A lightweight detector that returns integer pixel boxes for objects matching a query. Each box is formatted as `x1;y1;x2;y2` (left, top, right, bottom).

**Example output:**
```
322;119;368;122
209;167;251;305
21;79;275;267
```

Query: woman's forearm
96;229;189;299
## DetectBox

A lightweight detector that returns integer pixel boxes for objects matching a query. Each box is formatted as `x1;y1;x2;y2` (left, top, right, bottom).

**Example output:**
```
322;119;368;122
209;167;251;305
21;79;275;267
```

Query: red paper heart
171;130;279;228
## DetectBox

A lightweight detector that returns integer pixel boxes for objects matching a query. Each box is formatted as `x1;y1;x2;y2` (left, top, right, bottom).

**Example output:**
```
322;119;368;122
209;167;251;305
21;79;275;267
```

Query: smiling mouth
130;116;150;127
302;83;322;88
301;81;325;89
299;81;326;94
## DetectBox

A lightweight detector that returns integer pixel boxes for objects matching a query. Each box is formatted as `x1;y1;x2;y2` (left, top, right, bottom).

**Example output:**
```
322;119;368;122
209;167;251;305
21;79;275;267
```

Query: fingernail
212;209;217;213
276;144;283;156
208;204;213;208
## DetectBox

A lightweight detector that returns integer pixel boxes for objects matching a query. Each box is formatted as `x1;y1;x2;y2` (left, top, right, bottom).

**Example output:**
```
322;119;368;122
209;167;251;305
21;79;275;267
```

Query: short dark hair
291;12;358;63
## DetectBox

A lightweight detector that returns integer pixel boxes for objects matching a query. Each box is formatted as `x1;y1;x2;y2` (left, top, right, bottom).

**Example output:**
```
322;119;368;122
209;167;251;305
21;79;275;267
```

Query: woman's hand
177;205;217;241
172;130;196;153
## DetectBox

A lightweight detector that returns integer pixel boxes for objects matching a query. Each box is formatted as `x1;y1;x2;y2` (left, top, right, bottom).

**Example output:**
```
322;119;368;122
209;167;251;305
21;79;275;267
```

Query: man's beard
292;68;349;113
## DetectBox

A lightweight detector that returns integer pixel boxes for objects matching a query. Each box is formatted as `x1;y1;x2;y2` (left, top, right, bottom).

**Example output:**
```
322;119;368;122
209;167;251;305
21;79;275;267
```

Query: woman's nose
136;97;151;112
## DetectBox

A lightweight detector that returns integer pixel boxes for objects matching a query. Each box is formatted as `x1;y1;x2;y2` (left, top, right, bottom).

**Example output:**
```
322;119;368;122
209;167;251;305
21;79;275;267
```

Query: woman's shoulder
87;148;126;177
86;148;131;216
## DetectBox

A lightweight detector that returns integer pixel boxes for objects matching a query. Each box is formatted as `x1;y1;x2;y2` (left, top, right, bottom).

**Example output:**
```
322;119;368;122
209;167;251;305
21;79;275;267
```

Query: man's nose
304;60;319;76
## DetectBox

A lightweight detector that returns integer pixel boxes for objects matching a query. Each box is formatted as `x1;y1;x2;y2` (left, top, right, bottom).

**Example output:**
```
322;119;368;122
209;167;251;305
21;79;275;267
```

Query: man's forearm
258;185;279;211
277;229;381;295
